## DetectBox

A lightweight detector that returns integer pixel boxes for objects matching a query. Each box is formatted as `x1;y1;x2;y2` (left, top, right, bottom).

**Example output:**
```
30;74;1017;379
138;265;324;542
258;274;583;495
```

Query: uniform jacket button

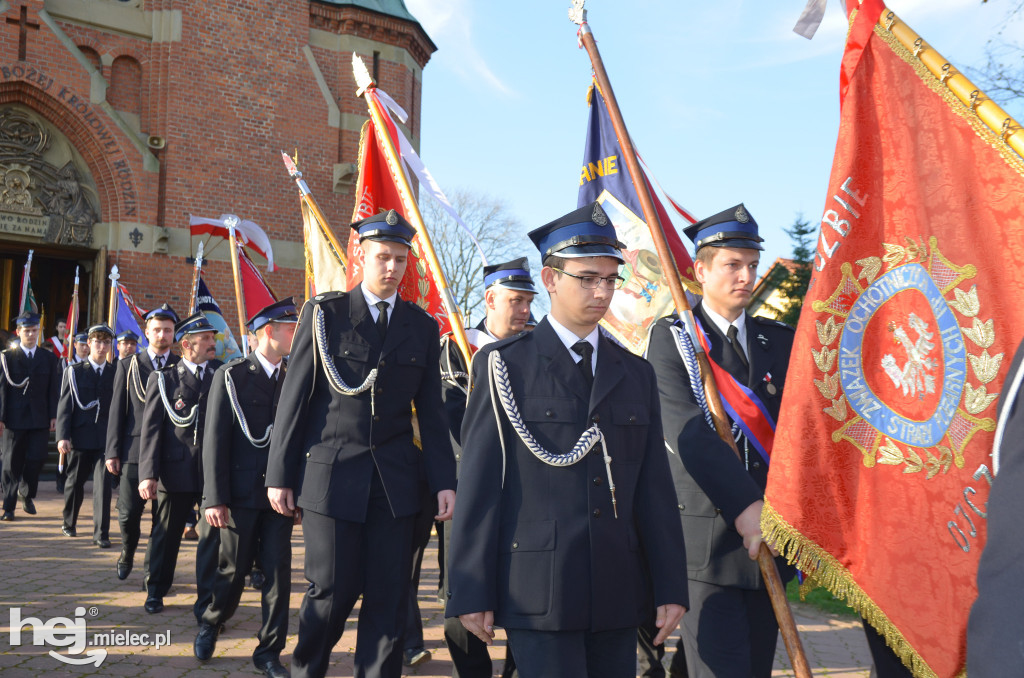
592;509;601;518
305;452;310;458
545;410;554;417
371;445;377;452
715;508;722;515
593;477;602;486
752;461;761;469
591;414;601;424
379;359;386;367
376;387;383;394
628;415;637;423
410;356;417;363
343;350;350;356
678;504;685;511
512;541;519;549
373;415;380;422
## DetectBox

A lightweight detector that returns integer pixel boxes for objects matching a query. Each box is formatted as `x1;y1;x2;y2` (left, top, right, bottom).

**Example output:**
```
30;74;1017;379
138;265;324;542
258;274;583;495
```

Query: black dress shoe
254;657;290;678
193;622;219;661
21;497;36;515
116;550;134;580
403;647;431;666
249;568;265;590
144;597;164;614
61;524;77;537
0;511;13;521
94;537;111;548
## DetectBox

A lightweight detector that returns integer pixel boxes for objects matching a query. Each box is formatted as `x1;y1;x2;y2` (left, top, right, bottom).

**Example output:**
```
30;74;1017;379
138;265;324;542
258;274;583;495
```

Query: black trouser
403;484;436;653
679;580;777;678
1;428;47;512
117;461;154;554
202;506;293;663
193;511;220;624
863;619;914;678
62;447;112;539
292;483;415;678
506;627;636;678
145;490;219;605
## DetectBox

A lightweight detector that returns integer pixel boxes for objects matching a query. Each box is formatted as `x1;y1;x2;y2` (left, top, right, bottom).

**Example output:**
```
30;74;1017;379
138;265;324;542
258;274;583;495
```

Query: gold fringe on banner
761;500;946;678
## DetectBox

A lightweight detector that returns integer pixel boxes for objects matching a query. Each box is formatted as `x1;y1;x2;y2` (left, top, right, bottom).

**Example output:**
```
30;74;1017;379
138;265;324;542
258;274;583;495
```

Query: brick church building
0;0;433;334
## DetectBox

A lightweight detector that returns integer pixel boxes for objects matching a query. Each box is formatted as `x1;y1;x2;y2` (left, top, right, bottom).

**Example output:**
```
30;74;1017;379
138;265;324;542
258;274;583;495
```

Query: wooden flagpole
352;54;473;369
68;266;79;363
281;152;348;268
225;216;250;356
107;265;120;363
569;3;812;676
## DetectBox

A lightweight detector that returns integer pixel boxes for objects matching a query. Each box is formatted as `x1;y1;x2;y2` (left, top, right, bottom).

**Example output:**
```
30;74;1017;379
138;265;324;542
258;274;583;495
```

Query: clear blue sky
404;0;1018;270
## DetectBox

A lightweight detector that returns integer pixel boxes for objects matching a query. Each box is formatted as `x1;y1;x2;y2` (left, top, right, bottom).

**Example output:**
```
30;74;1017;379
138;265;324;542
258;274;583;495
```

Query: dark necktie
571;340;594;389
375;301;390;340
195;365;204;382
271;367;279;383
726;324;749;380
95;367;102;377
154;355;164;370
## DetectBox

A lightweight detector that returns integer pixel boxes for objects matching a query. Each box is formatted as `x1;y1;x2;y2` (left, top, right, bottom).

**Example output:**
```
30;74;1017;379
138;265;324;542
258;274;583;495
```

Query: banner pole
189;241;204;316
225;217;250;357
281;152;348;268
352;54;473;369
69;266;79;363
569;4;812;675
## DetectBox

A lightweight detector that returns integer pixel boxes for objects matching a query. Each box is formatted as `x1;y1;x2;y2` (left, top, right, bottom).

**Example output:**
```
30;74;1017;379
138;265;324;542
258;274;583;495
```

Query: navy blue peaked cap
174;312;215;342
529;201;624;262
116;330;140;343
87;324;114;338
351;209;415;246
145;303;180;324
14;312;40;327
684;203;764;251
484;257;537;293
247;297;299;333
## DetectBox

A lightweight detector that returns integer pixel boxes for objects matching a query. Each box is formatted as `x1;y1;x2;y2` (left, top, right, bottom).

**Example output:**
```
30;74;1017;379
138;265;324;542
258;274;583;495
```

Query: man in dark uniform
116;330;140;360
194;298;298;678
438;258;537;678
446;202;688;678
645;204;794;678
106;304;179;580
57;324;116;546
1;312;60;521
968;336;1024;677
267;210;457;678
138;312;222;615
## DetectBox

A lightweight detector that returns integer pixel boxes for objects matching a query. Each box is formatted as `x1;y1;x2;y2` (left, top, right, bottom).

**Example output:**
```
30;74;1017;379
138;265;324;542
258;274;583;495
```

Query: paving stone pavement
0;486;875;677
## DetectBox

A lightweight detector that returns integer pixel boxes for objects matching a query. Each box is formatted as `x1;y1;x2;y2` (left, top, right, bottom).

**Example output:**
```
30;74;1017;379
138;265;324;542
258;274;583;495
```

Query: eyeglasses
552;268;625;290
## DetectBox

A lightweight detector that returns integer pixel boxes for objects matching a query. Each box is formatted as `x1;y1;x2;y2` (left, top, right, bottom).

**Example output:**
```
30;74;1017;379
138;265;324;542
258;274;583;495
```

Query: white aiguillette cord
487;350;617;518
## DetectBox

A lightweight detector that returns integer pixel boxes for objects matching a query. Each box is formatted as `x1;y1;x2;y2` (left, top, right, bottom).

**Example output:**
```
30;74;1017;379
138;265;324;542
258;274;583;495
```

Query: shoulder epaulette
224;356;248;370
310;290;347;305
403;299;433;319
751;315;795;331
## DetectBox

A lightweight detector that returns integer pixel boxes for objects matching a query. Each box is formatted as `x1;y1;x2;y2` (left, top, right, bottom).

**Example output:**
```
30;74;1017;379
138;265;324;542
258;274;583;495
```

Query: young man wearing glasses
446;201;688;678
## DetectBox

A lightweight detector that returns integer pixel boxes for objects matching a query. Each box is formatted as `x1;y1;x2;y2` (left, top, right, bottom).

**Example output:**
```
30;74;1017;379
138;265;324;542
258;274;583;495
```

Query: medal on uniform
764;372;777;396
175;397;186;410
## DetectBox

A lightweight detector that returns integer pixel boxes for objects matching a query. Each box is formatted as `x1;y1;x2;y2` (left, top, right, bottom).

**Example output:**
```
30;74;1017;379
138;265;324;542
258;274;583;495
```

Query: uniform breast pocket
611;407;650;464
499;520;556;616
521;397;579;424
332;340;370;364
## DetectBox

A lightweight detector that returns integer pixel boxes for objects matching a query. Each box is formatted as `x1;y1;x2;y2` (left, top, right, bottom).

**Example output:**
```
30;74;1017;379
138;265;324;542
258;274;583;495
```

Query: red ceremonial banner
763;6;1024;678
346;99;451;336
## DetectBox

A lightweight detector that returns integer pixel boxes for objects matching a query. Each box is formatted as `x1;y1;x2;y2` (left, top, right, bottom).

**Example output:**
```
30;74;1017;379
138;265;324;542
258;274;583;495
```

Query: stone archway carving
0;105;100;246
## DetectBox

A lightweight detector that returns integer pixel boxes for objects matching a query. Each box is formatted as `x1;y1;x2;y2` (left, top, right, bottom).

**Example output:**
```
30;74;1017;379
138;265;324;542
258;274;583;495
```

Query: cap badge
735;205;750;223
385;209;398;226
592;203;608;226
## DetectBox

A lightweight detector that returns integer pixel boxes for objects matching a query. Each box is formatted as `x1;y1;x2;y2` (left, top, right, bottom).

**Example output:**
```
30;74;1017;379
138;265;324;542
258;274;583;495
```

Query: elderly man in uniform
446;202;688;678
116;330;140;360
645;204;795;678
106;304;179;581
194;298;298;678
267;210;456;678
57;324;116;546
0;312;60;521
438;258;537;678
139;312;222;616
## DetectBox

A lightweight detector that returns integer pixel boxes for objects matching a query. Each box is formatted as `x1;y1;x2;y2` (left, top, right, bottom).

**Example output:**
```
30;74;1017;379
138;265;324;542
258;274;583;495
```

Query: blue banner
114;287;147;350
195;277;243;362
